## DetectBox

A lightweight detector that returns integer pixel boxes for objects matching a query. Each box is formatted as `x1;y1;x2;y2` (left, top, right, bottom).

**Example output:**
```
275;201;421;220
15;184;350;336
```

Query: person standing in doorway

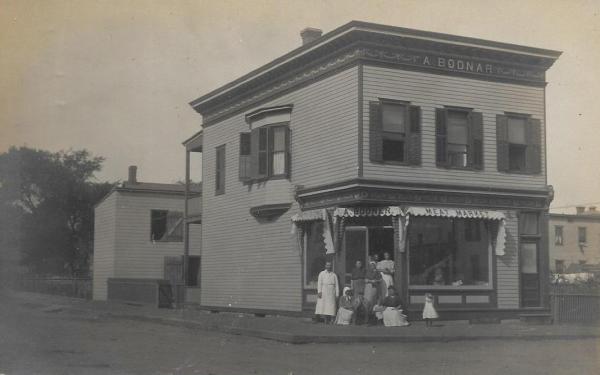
350;260;366;296
377;251;395;296
315;261;339;324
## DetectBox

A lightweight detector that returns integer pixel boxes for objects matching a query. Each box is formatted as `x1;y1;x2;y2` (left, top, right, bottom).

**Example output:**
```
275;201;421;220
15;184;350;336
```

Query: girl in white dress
422;293;439;327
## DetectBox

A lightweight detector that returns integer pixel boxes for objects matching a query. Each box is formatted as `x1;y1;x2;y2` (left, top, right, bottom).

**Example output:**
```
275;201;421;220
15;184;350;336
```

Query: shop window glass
519;212;538;235
304;221;327;289
151;210;183;242
408;217;490;287
554;225;563;245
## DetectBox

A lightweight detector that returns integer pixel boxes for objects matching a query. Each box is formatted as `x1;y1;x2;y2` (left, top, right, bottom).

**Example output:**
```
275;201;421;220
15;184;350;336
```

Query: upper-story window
370;99;421;165
496;113;541;174
215;145;226;195
240;105;292;182
435;107;483;170
578;226;587;244
554;225;564;245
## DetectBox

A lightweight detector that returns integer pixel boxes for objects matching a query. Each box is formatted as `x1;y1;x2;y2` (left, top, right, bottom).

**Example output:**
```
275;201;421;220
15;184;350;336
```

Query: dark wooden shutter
239;133;251;181
469;111;484;170
526;118;542;174
408;105;421;165
284;126;291;178
496;115;509;172
249;128;259;179
369;101;383;162
435;108;448;166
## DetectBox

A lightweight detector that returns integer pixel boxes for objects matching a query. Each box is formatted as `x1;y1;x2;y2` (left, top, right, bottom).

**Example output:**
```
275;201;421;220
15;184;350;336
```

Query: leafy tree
0;147;114;276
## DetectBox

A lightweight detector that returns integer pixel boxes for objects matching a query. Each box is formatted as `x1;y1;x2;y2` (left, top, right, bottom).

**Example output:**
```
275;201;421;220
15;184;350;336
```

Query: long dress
315;270;339;316
363;269;382;310
377;260;395;296
350;267;366;296
422;295;439;319
334;295;354;325
381;295;410;327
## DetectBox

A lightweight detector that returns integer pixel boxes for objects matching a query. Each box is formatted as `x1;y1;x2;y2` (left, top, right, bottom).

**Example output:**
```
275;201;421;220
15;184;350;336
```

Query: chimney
128;165;138;184
300;27;322;45
576;206;585;215
589;206;597;213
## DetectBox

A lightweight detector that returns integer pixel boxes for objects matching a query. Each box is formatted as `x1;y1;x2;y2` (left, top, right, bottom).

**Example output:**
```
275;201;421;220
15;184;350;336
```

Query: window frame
554;225;564;246
506;113;530;173
253;122;291;182
215;144;226;195
436;106;483;170
150;209;183;242
380;99;409;164
578;226;587;244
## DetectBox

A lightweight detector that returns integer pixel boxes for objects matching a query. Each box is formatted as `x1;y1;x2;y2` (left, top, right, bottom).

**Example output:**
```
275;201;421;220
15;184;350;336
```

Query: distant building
183;21;561;320
549;206;600;274
92;166;202;303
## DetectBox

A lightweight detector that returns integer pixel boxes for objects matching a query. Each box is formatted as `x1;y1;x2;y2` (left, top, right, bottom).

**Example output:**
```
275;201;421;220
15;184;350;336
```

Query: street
0;296;598;375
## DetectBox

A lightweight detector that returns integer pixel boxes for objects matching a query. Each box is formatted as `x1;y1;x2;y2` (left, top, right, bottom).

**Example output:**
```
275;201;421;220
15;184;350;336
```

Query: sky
1;0;599;213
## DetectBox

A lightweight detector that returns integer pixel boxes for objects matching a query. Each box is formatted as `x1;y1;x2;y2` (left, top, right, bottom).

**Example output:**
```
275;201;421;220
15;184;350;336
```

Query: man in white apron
315;261;339;324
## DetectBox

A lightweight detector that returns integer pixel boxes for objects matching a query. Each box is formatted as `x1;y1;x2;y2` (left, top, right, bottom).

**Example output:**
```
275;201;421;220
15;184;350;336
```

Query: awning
406;206;505;220
406;206;507;256
291;209;326;222
333;206;403;218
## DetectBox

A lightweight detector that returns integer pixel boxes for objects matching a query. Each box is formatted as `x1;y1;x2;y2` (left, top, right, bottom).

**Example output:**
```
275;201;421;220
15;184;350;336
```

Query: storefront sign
334;206;403;217
363;47;545;83
408;206;504;220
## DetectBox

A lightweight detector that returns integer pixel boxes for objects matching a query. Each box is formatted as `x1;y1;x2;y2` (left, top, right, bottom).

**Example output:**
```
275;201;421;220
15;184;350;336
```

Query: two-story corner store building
184;21;561;320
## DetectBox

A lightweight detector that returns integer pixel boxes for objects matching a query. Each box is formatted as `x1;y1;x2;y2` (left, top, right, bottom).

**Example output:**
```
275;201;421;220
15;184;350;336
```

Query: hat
343;287;351;295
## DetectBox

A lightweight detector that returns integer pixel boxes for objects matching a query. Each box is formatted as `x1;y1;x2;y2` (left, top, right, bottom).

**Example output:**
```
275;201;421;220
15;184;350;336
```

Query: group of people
315;252;438;327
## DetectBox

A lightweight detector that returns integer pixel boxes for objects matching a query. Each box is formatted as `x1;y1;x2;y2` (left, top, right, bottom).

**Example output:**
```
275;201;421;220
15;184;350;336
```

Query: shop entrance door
520;242;541;307
344;227;368;285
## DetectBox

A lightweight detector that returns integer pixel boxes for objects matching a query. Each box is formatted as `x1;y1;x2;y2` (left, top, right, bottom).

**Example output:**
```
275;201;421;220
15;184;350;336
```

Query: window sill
499;170;541;175
243;175;289;185
436;164;483;172
151;240;183;243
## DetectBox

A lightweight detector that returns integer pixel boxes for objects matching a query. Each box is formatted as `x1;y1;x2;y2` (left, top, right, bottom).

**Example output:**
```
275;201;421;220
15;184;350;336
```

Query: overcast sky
1;0;599;213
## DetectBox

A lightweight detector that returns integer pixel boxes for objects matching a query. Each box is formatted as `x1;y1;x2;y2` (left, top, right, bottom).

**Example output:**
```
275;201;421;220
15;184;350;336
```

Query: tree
0;147;114;276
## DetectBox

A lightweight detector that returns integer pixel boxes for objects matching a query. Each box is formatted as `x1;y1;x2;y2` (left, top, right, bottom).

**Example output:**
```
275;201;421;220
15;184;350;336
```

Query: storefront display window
304;221;327;289
408;217;491;288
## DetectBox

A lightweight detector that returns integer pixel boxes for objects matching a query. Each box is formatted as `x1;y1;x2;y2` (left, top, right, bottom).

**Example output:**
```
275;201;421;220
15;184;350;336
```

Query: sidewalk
7;290;600;344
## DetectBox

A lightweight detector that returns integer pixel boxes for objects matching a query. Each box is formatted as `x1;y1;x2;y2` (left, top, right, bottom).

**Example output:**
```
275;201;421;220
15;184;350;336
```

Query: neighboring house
92;166;202;302
549;206;600;274
184;21;560;319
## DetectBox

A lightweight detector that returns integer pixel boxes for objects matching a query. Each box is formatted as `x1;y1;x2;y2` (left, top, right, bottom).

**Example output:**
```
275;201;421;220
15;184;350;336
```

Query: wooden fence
550;285;600;324
16;277;92;299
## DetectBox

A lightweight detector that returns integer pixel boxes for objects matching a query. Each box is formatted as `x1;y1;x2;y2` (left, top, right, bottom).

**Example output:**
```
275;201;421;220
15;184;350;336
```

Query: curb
94;310;600;344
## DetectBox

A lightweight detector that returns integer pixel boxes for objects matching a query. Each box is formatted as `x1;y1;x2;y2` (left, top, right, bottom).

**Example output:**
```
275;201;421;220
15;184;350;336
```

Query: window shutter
435;108;448;166
249;128;260;179
526;118;542;174
469;111;484;170
285;126;291;178
407;105;421;165
238;133;251;181
496;115;509;172
369;101;383;162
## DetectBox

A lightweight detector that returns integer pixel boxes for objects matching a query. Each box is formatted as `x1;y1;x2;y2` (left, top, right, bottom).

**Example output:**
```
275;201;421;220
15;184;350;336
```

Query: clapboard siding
200;67;358;311
92;193;117;300
497;210;520;308
114;192;201;279
362;65;546;190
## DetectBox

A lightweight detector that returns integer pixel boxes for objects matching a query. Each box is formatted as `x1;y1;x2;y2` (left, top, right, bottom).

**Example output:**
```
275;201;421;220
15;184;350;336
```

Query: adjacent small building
183;21;561;320
549;206;600;274
92;166;202;304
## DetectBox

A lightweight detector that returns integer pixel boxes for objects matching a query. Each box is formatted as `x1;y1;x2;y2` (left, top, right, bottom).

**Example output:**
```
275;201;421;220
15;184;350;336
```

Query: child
422;293;439;327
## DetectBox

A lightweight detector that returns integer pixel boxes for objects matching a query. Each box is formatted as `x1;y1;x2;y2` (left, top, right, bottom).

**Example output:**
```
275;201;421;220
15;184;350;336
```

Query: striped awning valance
406;207;505;220
333;206;403;218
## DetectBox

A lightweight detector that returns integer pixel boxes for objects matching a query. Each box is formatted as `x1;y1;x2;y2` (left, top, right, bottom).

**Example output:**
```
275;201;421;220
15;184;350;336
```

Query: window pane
305;221;327;288
272;151;285;175
408;217;490;287
509;144;526;171
165;211;183;241
151;210;168;241
508;117;527;144
272;127;286;152
447;111;468;144
519;213;538;235
382;103;406;133
382;139;405;162
447;143;468;167
554;226;563;245
578;227;587;243
520;242;538;273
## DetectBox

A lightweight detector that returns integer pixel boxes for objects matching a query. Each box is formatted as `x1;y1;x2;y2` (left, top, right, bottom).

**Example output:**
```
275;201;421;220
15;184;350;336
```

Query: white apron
315;270;339;316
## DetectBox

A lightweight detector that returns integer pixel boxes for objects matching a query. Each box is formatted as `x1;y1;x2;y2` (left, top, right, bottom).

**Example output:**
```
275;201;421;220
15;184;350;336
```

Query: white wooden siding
362;65;546;190
92;193;117;300
201;66;359;311
497;210;520;308
113;192;201;279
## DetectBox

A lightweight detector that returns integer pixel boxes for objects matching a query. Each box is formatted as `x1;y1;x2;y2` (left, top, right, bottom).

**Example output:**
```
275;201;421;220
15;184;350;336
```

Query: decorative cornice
296;180;551;211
